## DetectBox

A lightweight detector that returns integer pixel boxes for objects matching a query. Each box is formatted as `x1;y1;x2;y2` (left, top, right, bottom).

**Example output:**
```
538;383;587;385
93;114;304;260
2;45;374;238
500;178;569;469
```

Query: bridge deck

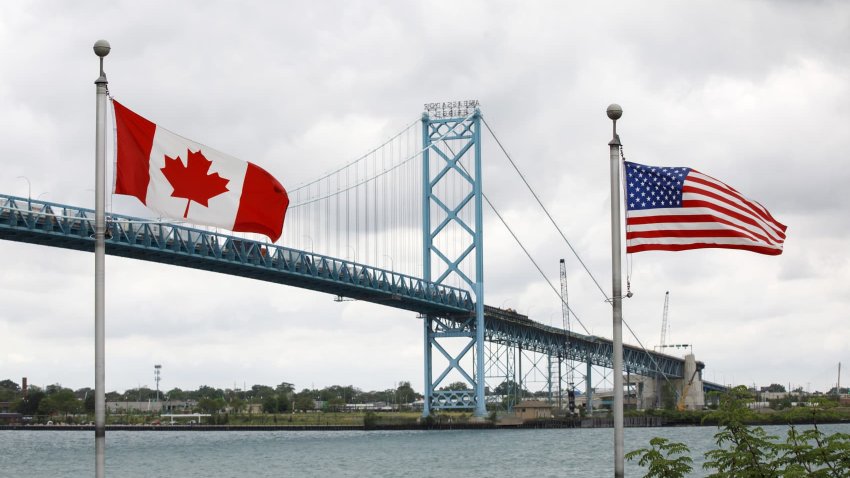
1;194;697;379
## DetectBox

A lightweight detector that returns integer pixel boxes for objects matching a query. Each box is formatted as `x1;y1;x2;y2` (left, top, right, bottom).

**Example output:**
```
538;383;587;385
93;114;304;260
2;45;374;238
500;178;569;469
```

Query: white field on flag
145;127;248;230
626;167;786;254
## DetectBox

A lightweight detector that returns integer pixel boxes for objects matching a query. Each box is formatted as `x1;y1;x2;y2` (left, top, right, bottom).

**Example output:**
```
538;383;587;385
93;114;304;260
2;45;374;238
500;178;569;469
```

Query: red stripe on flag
626;242;783;255
233;163;289;242
113;100;156;203
687;173;781;230
681;199;785;243
627;213;774;245
627;228;761;241
682;184;785;241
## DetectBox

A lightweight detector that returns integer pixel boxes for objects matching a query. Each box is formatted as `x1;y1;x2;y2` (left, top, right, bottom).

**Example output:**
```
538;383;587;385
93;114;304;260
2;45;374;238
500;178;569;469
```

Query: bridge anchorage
0;101;723;420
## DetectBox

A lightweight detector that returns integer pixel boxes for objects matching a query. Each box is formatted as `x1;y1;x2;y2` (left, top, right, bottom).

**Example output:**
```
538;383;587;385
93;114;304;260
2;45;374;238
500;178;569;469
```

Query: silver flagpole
93;39;110;478
607;103;624;478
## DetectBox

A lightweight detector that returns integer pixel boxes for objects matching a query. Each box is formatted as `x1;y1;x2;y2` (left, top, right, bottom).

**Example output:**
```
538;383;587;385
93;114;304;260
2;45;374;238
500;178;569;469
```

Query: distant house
515;400;553;421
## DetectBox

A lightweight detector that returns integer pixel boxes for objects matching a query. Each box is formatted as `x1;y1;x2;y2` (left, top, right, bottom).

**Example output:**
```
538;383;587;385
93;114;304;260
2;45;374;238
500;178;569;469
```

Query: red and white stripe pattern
112;100;289;242
625;161;787;255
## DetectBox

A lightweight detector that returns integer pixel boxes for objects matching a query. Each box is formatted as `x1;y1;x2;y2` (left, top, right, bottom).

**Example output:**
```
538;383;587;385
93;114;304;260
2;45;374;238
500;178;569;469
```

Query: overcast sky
1;1;848;396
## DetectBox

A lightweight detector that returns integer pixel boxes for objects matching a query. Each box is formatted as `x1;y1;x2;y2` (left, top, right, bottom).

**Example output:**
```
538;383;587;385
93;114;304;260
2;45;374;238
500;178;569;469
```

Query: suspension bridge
0;102;724;417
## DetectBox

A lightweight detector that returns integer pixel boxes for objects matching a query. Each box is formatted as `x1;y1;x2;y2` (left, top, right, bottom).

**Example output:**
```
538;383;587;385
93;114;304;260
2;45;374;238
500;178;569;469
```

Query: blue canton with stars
625;162;692;211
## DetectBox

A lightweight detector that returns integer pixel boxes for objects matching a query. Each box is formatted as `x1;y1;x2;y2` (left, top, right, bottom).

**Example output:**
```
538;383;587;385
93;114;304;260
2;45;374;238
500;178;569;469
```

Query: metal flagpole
93;39;110;478
606;103;624;478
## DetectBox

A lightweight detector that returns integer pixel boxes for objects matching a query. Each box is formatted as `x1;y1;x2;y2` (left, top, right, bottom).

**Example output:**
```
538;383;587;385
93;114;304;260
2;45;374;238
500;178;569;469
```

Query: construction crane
559;259;576;413
659;291;670;350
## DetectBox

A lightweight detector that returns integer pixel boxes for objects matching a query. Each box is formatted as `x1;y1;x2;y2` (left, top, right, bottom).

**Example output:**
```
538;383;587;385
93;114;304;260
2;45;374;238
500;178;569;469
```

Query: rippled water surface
2;424;848;477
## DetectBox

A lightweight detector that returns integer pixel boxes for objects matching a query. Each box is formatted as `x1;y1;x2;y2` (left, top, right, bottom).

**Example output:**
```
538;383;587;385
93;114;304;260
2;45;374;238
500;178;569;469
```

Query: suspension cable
483;117;609;301
288;118;420;193
289;112;476;208
438;140;593;334
481;118;676;388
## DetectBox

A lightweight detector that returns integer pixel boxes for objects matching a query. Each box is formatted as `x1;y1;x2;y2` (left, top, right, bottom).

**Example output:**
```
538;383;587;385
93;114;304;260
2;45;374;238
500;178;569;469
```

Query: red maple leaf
160;149;230;218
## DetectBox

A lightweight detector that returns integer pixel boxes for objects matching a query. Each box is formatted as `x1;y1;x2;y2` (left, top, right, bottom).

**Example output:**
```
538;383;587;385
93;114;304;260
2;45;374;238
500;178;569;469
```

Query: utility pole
154;365;162;402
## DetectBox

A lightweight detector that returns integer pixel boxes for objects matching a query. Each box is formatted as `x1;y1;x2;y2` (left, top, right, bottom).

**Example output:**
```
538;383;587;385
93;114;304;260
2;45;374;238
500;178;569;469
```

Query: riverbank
0;416;656;431
5;403;848;430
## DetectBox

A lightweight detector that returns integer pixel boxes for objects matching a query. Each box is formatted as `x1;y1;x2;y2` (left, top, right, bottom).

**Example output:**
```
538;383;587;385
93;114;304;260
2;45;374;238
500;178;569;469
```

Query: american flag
625;161;787;255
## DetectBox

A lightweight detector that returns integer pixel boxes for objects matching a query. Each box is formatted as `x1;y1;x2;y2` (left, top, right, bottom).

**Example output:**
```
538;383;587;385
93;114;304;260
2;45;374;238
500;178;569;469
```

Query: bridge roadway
0;194;699;380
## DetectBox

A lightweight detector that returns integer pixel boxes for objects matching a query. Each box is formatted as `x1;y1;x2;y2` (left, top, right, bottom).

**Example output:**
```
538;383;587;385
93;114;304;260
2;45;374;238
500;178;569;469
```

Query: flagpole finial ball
93;40;111;58
607;104;623;120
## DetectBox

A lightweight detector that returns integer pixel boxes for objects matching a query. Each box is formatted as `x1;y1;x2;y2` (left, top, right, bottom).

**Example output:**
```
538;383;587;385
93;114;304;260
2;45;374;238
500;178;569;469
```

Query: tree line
0;378;422;416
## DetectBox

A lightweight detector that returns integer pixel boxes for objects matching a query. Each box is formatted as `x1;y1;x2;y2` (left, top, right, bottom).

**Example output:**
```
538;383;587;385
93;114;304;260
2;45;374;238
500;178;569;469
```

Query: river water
2;424;848;477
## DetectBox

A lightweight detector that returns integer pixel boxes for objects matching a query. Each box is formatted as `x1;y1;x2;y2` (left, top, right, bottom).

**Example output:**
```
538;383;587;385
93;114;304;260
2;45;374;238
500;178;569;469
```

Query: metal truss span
0;195;473;317
1;194;699;380
481;307;702;379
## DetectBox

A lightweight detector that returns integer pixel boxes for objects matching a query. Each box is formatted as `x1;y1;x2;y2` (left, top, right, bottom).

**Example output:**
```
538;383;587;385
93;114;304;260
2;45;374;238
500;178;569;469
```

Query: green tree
766;383;786;393
16;389;45;415
194;385;223;400
123;386;157;401
492;380;529;408
38;389;81;416
229;397;245;413
197;397;224;413
165;388;187;401
275;382;295;394
631;386;850;477
703;386;779;476
74;387;93;401
626;437;693;478
294;392;316;412
249;384;274;401
395;381;419;405
84;393;95;413
327;397;345;412
0;379;20;402
262;395;279;413
439;381;470;391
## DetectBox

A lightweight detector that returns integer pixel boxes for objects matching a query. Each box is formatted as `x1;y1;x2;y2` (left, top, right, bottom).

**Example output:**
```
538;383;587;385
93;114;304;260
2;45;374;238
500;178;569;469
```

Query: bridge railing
0;194;474;312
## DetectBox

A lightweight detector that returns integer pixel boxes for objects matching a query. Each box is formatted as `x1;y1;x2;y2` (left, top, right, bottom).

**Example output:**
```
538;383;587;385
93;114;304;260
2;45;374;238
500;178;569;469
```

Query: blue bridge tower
421;101;486;418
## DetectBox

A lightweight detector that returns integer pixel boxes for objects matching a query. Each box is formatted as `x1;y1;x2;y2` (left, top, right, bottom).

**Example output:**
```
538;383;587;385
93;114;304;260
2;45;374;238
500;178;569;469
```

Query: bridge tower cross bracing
421;102;486;418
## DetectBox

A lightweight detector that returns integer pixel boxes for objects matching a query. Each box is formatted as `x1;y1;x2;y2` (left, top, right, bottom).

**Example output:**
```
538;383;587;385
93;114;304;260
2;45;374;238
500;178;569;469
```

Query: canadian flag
112;100;289;242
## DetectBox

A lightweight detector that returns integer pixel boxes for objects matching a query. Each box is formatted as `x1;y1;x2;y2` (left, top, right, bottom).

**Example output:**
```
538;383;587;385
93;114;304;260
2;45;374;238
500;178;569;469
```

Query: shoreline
3;417;847;432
